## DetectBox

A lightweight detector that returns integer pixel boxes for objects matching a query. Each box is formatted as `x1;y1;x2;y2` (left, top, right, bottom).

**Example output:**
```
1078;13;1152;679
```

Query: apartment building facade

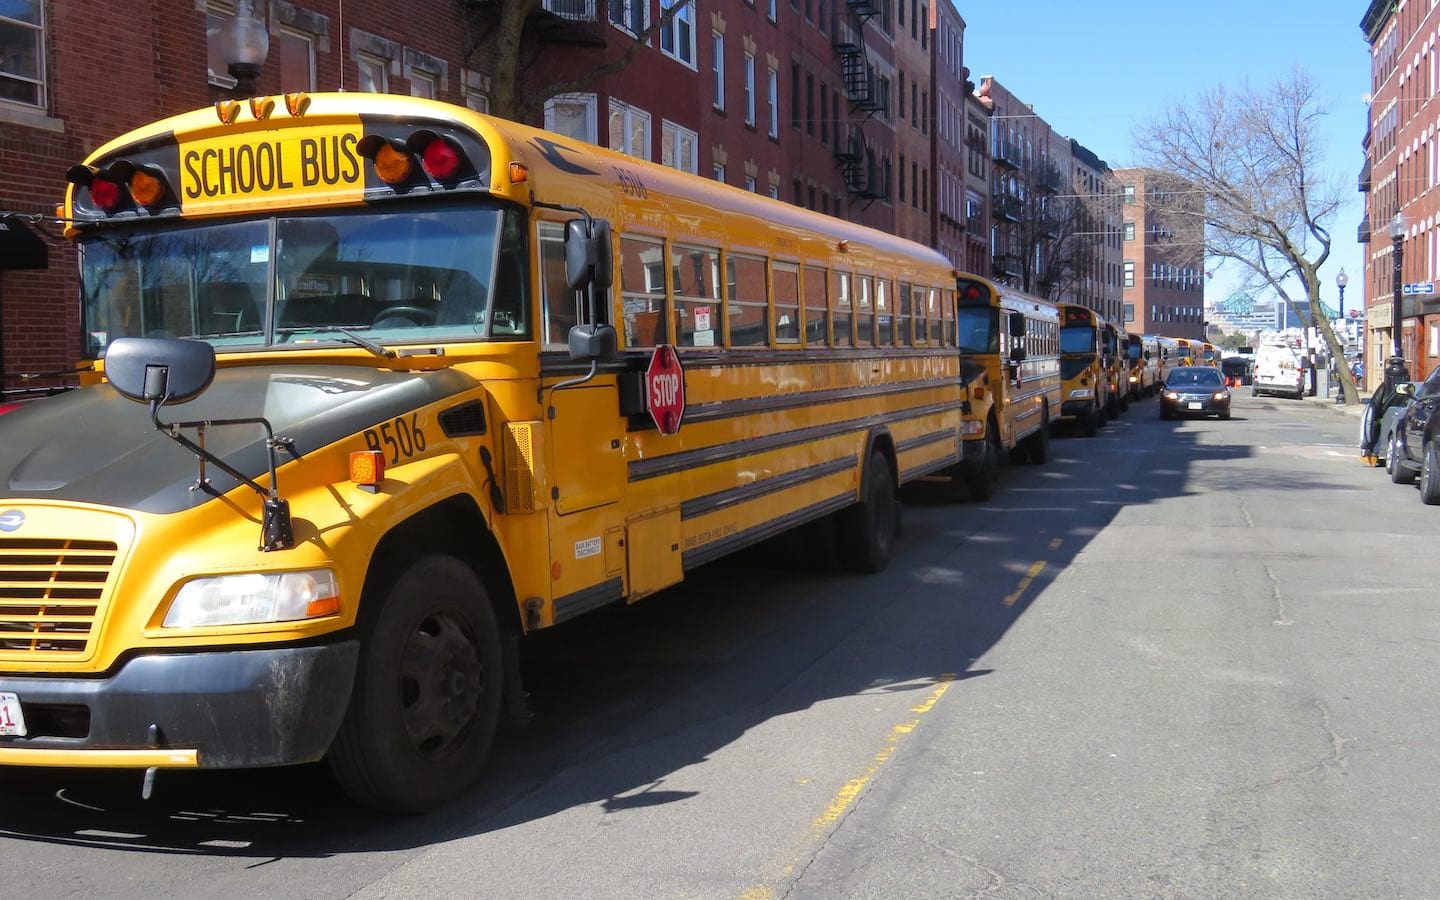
1360;0;1439;383
1115;168;1206;341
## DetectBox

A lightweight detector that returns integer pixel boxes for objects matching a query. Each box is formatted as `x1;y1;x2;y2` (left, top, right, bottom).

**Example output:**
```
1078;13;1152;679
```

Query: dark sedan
1159;366;1231;420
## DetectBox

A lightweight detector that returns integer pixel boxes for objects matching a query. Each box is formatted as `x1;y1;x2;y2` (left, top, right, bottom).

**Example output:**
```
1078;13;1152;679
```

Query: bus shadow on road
0;412;1258;871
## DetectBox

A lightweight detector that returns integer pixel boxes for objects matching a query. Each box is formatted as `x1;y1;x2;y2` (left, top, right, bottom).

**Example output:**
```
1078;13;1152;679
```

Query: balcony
1037;165;1065;195
1358;158;1371;193
1357;215;1370;244
993;140;1023;170
992;193;1022;222
465;0;604;45
992;253;1022;278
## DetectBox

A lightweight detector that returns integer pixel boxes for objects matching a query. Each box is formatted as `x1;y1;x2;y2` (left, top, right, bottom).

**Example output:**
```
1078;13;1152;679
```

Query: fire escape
831;0;886;201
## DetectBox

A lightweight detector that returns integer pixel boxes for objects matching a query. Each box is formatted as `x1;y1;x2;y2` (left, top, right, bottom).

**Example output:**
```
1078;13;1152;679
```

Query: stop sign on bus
645;344;686;435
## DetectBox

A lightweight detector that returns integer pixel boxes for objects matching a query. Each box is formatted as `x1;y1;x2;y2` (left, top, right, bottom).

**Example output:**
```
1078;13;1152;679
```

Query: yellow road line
1049;538;1063;550
1002;560;1047;606
741;674;958;899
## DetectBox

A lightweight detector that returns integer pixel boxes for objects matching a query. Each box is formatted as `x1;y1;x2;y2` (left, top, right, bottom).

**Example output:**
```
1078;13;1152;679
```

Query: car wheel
1422;441;1440;505
1390;429;1417;485
1219;409;1231;420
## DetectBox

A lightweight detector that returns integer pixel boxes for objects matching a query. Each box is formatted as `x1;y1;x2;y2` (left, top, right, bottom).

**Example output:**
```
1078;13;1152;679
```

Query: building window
409;71;436;98
746;175;757;192
791;62;801;129
404;48;447;98
1123;303;1134;323
661;0;696;67
610;0;647;35
0;0;43;107
712;32;725;110
609;99;652;159
1123;221;1135;241
278;27;317;93
898;72;905;120
1123;184;1136;204
768;0;777;21
662;120;698;173
714;163;726;182
767;66;779;138
357;53;389;93
1123;260;1135;288
744;52;756;125
545;93;599;143
768;184;780;200
462;69;491;113
806;72;815;134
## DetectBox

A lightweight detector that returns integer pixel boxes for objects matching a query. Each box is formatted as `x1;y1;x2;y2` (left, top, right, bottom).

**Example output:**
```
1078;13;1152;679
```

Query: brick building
1359;0;1437;383
1114;167;1206;341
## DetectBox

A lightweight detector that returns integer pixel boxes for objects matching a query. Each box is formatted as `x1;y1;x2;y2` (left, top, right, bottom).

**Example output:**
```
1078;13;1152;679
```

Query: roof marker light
284;92;311;117
214;99;241;124
249;96;275;120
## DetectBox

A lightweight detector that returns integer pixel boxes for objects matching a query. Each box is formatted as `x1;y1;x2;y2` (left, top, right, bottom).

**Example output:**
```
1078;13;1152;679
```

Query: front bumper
0;641;359;769
1061;399;1097;418
1161;395;1230;416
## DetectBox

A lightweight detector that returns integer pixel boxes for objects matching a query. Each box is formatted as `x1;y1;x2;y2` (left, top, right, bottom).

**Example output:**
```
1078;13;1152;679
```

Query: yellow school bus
1171;337;1200;366
1058;304;1114;436
1199;341;1220;367
0;93;970;811
1124;332;1161;398
952;275;1060;498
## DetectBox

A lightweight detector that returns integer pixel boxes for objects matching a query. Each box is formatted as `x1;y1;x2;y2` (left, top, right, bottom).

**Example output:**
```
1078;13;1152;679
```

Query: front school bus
0;94;968;811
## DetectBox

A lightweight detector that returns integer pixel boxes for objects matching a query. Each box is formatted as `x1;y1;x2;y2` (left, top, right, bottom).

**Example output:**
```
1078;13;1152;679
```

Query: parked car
1390;367;1440;502
1158;366;1231;420
1363;382;1416;469
1252;341;1306;399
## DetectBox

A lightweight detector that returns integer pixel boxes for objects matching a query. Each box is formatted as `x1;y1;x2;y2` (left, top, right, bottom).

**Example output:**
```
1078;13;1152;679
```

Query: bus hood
0;364;479;515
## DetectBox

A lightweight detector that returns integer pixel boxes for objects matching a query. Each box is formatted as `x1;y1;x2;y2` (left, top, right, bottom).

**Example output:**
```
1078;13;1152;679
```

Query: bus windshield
80;202;526;356
956;306;998;354
1059;325;1095;354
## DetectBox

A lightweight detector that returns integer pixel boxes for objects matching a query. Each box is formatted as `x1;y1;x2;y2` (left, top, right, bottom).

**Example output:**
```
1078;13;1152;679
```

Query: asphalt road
3;388;1437;899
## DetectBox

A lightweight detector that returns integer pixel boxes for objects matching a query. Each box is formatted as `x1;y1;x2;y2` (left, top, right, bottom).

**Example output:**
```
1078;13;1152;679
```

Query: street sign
644;344;686;435
1402;281;1435;295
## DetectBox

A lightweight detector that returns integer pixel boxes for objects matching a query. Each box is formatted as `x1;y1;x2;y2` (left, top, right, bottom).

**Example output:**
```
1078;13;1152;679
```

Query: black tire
963;427;1001;501
1422;441;1440;505
1390;429;1417;485
1219;410;1231;420
840;450;898;574
1158;406;1170;420
1082;409;1099;436
328;554;504;813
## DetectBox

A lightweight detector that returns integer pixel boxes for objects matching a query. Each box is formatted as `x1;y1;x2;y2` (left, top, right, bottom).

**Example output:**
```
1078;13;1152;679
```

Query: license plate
0;692;24;737
1187;402;1202;410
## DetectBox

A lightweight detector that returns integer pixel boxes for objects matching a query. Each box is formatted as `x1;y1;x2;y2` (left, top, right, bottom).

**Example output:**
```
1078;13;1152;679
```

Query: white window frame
358;52;389;93
410;70;437;99
660;0;697;68
714;164;727;182
744;53;756;126
609;98;652;160
277;25;317;93
712;31;725;110
745;176;757;192
767;66;779;138
545;93;599;144
609;0;648;36
662;120;698;173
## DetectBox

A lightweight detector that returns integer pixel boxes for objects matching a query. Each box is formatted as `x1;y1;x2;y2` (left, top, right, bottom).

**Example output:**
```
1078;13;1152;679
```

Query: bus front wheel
328;554;504;813
840;450;898;574
962;428;1001;501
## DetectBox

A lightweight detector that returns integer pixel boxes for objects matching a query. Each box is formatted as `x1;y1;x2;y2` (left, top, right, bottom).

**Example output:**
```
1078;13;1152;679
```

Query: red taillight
90;178;122;211
421;138;461;180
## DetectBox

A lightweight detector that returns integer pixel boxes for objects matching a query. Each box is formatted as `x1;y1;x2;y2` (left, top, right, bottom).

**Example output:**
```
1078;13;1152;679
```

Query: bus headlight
163;569;340;628
1069;388;1094;399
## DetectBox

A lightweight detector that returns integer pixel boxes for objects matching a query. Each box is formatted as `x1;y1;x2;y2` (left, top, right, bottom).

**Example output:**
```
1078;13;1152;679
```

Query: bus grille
0;539;117;655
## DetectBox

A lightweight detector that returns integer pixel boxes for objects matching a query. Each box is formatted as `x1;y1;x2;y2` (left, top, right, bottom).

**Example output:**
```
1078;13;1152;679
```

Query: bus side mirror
564;217;613;290
0;215;47;270
568;323;618;362
104;337;216;405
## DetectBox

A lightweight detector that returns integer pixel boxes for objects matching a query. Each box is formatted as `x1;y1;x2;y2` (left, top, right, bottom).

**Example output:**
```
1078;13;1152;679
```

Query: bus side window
620;234;667;347
672;243;721;348
773;262;800;344
803;265;828;346
538;221;591;347
727;254;768;347
928;288;942;345
897;282;913;346
855;275;873;346
875;278;892;345
833;271;853;346
941;290;954;347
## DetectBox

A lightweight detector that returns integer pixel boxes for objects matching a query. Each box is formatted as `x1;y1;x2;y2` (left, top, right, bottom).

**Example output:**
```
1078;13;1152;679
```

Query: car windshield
79;202;526;356
1167;368;1223;387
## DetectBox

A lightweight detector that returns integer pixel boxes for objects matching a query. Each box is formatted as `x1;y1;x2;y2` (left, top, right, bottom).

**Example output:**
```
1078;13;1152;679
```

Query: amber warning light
350;450;385;491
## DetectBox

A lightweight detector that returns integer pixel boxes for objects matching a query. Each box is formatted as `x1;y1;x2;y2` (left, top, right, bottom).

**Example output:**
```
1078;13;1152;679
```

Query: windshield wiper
276;326;396;359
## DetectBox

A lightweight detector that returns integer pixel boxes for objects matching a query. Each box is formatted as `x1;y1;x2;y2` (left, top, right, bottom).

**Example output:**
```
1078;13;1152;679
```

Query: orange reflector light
129;168;165;207
349;450;385;486
249;96;275;120
306;595;341;618
509;161;529;184
373;143;413;184
214;99;241;124
285;92;311;117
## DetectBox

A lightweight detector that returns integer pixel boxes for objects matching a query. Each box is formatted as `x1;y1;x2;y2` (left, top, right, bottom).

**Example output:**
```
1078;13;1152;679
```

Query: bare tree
1132;68;1357;403
461;0;684;123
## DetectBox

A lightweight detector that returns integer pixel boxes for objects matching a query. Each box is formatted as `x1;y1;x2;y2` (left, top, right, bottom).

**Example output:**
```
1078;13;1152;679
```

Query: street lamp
1391;211;1406;360
219;0;269;100
1336;268;1348;321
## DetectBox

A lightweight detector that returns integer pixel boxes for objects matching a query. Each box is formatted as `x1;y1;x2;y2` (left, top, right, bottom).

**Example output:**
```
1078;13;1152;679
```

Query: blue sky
957;0;1370;316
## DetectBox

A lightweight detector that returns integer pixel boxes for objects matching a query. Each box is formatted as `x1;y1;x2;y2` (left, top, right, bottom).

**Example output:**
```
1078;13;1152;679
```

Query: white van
1252;341;1306;399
